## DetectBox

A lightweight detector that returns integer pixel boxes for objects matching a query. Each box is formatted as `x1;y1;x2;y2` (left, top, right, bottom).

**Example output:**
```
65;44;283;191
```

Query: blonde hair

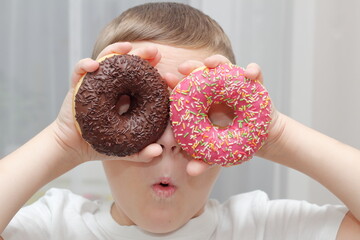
92;2;235;63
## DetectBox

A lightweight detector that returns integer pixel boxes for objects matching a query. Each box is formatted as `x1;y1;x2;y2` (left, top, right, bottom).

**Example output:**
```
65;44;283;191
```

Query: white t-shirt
2;188;347;240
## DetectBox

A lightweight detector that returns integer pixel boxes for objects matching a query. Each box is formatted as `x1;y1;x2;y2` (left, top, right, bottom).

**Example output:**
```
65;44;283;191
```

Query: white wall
310;0;360;204
283;0;360;205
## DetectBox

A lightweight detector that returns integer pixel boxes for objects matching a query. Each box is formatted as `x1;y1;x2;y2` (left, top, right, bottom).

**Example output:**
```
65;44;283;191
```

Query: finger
178;60;204;76
100;143;163;162
136;143;163;162
130;45;161;66
162;72;180;89
203;54;231;68
186;159;212;176
244;63;264;83
96;42;133;60
71;58;99;88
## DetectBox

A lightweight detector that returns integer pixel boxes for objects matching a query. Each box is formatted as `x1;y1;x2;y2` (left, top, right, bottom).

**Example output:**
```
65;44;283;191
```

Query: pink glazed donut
170;64;272;166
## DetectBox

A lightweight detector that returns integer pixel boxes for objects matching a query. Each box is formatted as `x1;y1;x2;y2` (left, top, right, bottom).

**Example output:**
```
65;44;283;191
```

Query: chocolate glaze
74;54;169;156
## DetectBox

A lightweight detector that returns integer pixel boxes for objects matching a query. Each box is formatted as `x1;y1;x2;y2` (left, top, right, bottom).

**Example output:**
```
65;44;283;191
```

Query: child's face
102;42;222;233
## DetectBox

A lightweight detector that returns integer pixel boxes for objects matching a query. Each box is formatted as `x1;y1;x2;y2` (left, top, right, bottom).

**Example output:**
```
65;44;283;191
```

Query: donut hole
208;102;236;128
116;95;131;115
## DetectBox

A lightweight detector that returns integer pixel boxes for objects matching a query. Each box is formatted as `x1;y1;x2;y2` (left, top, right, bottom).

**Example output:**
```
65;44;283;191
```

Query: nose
156;123;181;155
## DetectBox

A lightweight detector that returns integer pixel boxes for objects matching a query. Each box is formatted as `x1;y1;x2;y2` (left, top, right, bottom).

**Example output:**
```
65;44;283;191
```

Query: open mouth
152;178;177;198
159;182;169;187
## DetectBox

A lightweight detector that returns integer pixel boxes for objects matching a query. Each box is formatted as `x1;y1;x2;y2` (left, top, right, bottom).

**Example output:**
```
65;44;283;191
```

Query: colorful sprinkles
170;64;272;167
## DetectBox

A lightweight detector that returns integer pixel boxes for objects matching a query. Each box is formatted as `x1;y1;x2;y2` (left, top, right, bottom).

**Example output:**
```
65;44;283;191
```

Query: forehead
131;41;210;77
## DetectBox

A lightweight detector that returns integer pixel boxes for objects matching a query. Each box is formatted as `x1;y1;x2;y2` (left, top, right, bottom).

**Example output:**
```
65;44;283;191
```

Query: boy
1;2;359;239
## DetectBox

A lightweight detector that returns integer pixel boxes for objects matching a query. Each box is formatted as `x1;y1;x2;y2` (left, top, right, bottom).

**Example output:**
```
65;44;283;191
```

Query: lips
152;177;177;198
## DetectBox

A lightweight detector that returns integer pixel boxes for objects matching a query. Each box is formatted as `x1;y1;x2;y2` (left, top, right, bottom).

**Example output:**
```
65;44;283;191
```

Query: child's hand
163;55;271;176
53;42;163;164
95;42;162;67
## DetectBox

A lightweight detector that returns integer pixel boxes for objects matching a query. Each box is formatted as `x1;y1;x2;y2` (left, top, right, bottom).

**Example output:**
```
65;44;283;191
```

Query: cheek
102;161;148;198
187;166;222;203
181;166;221;218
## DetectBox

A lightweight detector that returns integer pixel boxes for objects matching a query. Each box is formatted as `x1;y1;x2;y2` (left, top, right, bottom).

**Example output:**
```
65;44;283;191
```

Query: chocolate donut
73;54;169;157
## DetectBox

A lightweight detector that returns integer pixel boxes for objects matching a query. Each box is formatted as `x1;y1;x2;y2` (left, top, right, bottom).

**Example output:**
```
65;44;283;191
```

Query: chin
139;203;205;234
138;208;189;234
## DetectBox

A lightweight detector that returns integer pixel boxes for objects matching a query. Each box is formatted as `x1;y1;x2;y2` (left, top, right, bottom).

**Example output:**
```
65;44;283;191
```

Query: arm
257;113;360;239
0;42;163;235
0;122;81;233
258;113;360;219
177;57;360;237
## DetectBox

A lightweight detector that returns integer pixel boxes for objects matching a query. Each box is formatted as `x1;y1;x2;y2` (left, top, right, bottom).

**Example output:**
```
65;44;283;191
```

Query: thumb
71;58;99;88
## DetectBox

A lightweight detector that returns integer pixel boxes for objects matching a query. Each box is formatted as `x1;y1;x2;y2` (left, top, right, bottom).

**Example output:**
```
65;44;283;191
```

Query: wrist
256;112;288;162
48;121;85;168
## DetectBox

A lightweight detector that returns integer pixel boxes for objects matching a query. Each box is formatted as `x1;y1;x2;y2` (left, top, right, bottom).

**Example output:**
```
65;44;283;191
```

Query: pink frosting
170;64;272;166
